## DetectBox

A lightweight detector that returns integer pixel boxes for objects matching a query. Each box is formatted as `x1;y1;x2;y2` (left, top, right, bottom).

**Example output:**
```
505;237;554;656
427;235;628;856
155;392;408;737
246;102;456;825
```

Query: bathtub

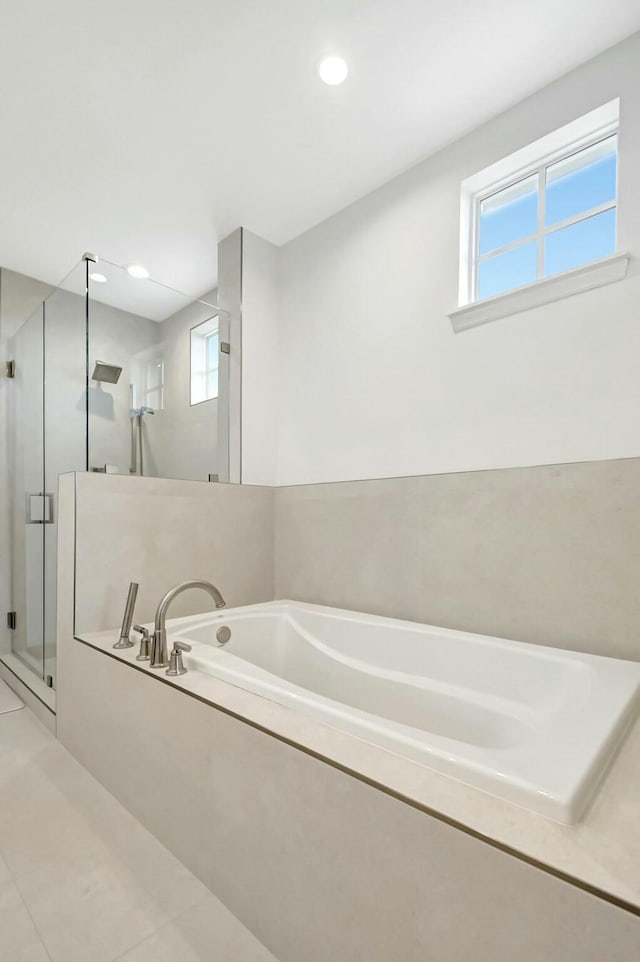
165;600;640;823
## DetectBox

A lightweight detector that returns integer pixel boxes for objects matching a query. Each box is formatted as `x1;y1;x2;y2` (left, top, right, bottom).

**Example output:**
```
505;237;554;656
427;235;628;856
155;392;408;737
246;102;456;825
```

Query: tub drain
216;626;231;645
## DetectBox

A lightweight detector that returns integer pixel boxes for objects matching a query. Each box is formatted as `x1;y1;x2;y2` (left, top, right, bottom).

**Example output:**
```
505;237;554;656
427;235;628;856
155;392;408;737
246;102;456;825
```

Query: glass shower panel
42;263;88;687
8;302;45;679
88;260;224;482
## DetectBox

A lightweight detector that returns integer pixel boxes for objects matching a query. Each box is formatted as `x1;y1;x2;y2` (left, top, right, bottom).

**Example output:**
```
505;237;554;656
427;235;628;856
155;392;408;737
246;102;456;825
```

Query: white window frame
470;131;618;303
450;99;630;332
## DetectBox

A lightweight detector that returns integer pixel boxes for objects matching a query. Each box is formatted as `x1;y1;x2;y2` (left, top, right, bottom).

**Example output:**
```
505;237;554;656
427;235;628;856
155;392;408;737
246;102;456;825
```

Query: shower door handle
26;493;54;524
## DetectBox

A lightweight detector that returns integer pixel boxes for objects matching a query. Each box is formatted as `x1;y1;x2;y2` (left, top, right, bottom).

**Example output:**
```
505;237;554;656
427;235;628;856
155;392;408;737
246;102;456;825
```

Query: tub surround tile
203;710;640;962
275;457;640;662
68;457;640;664
57;461;640;958
62;632;640;962
71;472;275;635
57;636;218;891
74;624;640;917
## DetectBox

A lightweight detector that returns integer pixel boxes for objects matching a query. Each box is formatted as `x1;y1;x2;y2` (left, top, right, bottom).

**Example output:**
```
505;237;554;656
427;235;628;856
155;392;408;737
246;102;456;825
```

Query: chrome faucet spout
149;580;226;669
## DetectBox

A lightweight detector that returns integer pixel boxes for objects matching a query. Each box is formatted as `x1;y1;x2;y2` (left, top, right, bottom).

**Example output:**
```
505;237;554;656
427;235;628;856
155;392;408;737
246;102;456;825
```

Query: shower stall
2;255;228;703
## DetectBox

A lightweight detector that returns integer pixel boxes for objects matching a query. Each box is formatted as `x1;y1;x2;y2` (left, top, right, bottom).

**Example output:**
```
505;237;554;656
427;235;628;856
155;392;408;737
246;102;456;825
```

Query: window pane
206;332;219;373
206;369;219;400
479;176;538;255
191;317;219;404
477;240;538;300
145;360;163;391
544;207;616;277
145;387;162;411
545;136;616;227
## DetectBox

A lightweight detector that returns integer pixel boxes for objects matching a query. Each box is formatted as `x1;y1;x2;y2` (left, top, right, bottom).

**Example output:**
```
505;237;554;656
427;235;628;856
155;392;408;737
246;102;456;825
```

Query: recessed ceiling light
126;264;149;279
89;272;107;283
318;56;348;86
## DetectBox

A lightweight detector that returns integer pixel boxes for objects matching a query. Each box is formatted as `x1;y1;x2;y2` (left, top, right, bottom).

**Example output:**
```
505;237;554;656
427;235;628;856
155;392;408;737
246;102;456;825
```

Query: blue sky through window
545;208;616;277
478;242;537;300
476;136;616;300
479;177;537;255
546;144;616;226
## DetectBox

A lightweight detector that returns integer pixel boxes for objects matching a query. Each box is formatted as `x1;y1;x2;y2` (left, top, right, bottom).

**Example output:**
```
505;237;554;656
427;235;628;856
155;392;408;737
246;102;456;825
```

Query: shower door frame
1;259;91;708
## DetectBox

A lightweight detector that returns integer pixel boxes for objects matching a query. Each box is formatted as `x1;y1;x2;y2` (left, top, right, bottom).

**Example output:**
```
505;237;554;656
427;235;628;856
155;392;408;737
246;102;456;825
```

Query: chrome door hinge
7;612;16;630
220;341;230;355
6;360;15;378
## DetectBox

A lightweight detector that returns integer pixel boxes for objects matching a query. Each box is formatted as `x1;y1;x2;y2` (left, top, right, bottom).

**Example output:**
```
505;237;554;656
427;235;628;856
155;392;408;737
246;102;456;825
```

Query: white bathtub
166;600;640;823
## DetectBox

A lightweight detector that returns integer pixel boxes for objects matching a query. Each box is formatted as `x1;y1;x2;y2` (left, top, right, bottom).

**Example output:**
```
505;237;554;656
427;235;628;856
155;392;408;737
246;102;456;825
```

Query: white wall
272;32;640;485
241;231;280;486
217;229;242;483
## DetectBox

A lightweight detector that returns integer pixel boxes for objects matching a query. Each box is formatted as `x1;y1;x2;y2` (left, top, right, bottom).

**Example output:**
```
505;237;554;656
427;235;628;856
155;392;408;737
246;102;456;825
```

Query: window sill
448;251;631;333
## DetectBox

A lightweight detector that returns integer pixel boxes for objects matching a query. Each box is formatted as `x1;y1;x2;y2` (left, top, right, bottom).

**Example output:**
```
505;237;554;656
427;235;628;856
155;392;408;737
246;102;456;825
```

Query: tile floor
0;705;279;962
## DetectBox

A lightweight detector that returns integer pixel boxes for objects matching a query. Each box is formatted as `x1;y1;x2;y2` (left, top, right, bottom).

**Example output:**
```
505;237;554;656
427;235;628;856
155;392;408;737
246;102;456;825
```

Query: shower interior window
141;358;164;411
190;316;219;404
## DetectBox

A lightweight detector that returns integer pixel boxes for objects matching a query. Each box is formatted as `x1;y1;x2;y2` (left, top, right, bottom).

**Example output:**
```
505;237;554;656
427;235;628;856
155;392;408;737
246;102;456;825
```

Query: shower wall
142;290;219;482
88;299;158;475
87;287;219;482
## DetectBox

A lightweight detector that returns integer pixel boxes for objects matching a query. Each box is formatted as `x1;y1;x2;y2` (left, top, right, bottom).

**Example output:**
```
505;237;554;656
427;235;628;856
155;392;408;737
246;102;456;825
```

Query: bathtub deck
77;624;640;917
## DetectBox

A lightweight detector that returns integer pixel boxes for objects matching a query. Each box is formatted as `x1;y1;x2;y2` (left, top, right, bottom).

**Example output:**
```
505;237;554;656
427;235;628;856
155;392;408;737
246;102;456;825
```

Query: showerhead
91;361;122;384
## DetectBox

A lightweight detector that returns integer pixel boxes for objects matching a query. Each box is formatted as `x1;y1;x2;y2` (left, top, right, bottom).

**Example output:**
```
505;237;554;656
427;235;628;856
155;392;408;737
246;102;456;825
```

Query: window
454;100;623;324
474;135;617;301
190;316;219;404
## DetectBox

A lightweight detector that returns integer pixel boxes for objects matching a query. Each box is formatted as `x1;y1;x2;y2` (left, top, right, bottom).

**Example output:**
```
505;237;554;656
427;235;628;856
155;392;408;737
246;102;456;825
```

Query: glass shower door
42;266;88;688
3;252;229;699
7;302;46;680
5;261;88;692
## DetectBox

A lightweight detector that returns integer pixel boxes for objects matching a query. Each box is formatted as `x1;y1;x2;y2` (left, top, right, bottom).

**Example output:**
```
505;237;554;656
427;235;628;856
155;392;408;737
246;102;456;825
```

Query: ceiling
0;0;638;302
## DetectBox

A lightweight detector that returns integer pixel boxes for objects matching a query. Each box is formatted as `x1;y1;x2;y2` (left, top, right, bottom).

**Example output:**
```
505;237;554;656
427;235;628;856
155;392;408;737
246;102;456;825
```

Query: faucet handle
166;640;192;677
113;581;138;649
133;625;151;662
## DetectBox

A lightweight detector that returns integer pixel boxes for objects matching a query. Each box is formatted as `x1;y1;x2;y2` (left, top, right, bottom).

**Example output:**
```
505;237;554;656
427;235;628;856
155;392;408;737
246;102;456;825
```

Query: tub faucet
149;580;226;669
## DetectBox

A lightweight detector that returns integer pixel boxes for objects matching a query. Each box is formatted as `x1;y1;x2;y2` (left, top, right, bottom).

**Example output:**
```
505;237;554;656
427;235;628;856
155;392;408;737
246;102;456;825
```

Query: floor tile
0;875;51;962
114;893;279;962
0;678;24;715
0;709;272;962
